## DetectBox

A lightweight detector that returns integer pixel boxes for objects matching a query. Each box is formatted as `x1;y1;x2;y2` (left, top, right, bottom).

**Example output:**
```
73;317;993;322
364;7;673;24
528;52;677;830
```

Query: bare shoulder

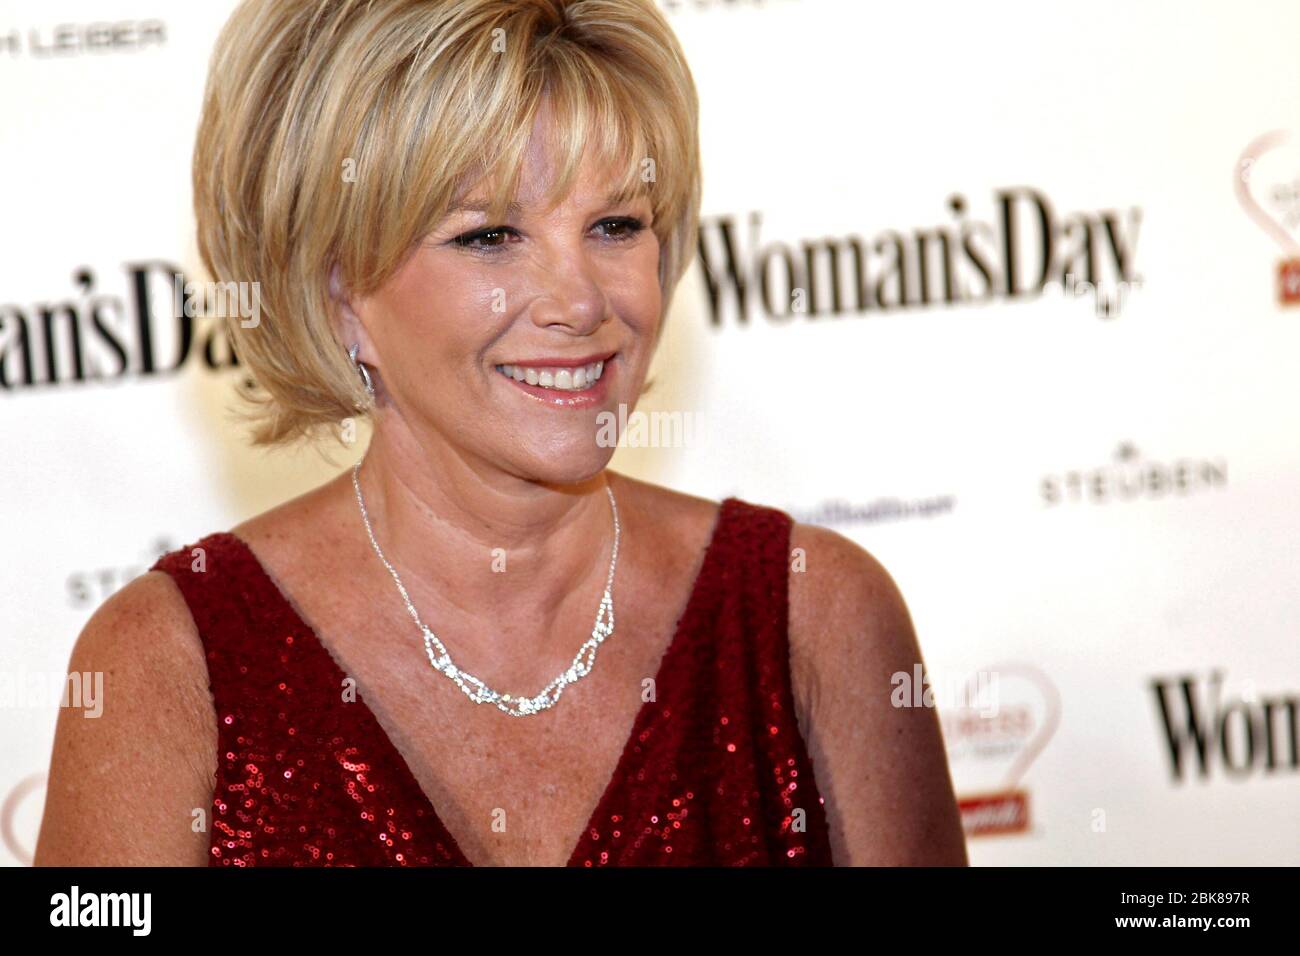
33;570;217;866
786;522;968;866
787;522;910;642
230;467;352;552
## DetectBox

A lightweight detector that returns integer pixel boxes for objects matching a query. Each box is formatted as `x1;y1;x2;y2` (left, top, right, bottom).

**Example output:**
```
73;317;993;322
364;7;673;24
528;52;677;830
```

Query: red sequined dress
149;495;834;866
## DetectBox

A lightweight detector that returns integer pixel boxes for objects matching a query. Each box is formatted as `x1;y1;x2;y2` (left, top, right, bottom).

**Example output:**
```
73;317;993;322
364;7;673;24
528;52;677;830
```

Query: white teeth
495;359;608;391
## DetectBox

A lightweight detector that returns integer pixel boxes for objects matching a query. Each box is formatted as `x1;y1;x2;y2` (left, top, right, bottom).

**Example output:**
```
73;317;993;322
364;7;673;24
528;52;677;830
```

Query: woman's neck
348;427;620;658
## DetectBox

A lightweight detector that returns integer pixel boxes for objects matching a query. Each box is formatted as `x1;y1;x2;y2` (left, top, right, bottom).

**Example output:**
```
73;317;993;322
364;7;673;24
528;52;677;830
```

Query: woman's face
345;107;662;486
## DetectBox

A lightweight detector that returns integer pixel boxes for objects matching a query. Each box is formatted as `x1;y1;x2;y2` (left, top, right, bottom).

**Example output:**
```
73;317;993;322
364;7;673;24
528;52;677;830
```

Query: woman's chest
305;593;690;866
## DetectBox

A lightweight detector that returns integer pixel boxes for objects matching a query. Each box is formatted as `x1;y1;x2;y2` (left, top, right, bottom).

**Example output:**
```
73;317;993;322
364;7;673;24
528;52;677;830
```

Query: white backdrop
1;0;1296;866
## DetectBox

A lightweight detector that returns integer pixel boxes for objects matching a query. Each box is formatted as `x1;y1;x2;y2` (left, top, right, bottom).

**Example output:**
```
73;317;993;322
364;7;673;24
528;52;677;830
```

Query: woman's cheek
462;272;518;320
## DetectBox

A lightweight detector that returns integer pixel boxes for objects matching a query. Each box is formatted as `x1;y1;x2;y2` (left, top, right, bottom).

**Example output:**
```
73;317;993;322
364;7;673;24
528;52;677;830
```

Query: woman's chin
508;447;614;487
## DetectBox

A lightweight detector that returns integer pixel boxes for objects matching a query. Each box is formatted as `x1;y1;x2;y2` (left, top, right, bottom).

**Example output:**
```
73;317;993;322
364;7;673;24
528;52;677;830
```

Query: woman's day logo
1235;130;1300;305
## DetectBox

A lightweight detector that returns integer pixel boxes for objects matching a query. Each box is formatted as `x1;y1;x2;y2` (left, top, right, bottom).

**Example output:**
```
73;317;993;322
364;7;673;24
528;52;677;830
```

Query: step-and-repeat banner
1;0;1296;865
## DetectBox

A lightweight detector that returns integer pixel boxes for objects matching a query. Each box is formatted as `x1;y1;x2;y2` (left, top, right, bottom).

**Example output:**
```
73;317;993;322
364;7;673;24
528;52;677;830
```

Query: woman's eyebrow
448;199;523;215
447;191;643;215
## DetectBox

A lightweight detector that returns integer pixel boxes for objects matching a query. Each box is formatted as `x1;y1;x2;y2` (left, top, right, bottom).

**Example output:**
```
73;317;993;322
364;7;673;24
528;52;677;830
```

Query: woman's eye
453;227;515;252
451;217;645;254
597;217;645;240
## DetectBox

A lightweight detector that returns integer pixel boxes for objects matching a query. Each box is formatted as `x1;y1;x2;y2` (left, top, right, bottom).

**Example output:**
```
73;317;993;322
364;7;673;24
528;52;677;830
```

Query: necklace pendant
354;461;620;717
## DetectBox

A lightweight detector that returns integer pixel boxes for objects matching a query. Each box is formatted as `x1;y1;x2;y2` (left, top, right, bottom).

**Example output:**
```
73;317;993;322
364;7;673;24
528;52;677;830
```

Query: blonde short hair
193;0;701;446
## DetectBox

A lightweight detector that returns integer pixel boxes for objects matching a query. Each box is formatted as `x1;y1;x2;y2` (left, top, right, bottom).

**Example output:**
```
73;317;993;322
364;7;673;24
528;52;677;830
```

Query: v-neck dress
149;495;834;866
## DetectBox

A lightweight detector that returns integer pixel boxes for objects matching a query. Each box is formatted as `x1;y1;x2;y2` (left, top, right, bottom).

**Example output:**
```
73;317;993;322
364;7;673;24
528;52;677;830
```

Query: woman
35;0;966;867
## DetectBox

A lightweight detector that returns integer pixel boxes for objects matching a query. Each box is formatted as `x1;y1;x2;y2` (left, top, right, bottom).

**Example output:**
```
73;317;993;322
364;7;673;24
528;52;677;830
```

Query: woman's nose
527;255;608;334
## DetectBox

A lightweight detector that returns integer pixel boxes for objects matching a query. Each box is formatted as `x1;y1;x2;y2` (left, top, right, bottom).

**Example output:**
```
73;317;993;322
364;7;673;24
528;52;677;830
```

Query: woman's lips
501;350;616;368
493;354;616;408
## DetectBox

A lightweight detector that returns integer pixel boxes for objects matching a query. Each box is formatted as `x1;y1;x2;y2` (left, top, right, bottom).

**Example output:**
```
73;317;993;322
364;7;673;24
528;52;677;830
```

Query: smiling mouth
493;356;610;392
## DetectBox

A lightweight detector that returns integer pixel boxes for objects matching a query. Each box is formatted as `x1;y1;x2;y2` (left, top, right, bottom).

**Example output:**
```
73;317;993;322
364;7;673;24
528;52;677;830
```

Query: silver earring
348;343;374;397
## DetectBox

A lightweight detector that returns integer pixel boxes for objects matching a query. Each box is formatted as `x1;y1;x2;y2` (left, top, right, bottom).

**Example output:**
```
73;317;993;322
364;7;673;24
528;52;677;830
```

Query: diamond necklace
350;460;619;717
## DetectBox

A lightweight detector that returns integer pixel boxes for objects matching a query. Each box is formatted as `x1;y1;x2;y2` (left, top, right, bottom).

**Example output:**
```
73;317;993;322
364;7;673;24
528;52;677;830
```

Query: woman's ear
328;263;373;361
